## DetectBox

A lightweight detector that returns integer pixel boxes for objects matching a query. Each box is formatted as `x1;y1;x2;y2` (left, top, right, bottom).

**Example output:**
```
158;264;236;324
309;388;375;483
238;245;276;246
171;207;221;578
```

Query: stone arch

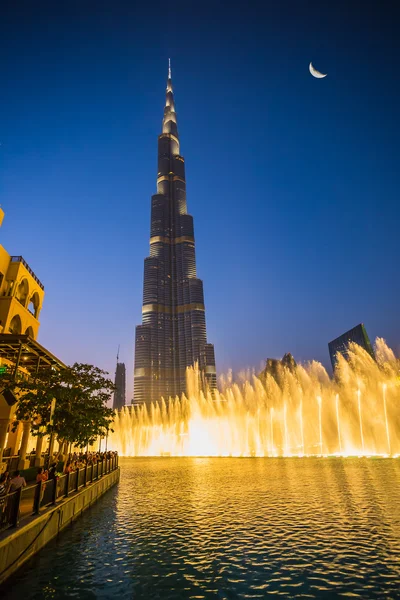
25;326;34;338
5;280;15;297
9;314;22;335
15;278;29;307
28;292;40;318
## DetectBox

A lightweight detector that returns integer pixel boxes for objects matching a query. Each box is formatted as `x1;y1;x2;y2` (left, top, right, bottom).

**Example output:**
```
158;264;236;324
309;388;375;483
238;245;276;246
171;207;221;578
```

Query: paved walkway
0;470;116;541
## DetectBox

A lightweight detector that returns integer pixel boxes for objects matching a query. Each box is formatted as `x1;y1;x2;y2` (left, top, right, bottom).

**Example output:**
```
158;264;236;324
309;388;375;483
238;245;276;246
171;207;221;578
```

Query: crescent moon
309;62;327;78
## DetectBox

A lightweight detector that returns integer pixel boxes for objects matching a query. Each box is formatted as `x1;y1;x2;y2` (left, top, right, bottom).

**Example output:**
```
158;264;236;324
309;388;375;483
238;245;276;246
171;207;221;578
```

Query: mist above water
109;339;400;457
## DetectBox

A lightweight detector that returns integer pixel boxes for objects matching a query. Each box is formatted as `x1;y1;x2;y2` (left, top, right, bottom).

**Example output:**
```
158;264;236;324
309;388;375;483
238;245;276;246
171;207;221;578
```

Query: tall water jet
283;402;289;456
299;399;304;456
335;393;342;454
256;408;261;456
317;395;323;455
382;383;391;455
270;407;275;455
109;340;400;457
357;389;365;453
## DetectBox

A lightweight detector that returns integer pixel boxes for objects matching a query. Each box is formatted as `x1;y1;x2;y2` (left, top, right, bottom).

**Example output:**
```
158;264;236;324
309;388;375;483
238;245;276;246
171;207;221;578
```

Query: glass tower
113;361;126;411
328;323;375;370
134;62;216;405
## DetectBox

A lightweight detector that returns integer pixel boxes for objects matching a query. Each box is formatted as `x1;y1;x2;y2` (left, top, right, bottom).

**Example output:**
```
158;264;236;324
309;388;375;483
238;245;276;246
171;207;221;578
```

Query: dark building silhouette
134;62;216;405
259;353;297;388
113;359;126;411
328;323;375;370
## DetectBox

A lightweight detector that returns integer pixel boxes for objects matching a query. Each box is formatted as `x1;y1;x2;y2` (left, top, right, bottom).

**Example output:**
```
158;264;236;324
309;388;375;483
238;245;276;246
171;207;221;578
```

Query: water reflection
1;458;399;599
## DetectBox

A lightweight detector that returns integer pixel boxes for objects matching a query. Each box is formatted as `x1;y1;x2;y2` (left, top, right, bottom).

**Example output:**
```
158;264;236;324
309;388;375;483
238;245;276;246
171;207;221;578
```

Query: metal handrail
10;256;44;290
0;455;118;531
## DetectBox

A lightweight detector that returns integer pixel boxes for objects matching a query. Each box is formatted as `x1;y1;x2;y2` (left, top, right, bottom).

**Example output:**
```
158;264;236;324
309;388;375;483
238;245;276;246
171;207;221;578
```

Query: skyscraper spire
163;59;177;136
134;66;216;405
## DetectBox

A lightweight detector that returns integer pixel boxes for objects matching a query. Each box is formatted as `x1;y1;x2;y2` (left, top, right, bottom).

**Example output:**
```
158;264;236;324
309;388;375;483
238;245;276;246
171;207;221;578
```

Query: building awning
0;334;66;374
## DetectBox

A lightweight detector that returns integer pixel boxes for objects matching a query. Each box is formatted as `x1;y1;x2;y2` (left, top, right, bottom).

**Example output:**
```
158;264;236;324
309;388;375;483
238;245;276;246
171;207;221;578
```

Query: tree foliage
7;363;115;448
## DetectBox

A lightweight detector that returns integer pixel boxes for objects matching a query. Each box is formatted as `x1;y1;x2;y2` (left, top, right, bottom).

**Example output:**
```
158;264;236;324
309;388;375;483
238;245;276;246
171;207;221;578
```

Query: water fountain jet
335;393;342;454
317;395;323;455
270;407;275;455
283;402;289;456
108;340;400;457
357;389;365;453
299;399;304;456
382;383;391;455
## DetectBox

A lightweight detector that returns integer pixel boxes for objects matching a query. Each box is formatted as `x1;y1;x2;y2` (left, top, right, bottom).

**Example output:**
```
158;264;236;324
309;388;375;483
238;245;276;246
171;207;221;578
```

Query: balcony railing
0;456;119;531
10;256;44;291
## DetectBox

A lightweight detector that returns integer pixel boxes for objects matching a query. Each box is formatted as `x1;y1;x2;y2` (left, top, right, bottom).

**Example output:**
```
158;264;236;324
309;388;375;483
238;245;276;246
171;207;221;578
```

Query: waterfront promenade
0;455;119;585
1;453;118;531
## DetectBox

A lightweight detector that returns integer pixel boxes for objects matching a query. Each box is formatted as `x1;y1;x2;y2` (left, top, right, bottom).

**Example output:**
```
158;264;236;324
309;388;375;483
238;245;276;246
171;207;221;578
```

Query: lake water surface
2;457;400;599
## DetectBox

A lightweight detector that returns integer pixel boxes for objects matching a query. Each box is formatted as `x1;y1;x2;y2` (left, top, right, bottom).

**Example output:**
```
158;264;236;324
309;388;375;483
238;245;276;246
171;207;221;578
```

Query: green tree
7;368;63;436
7;363;115;448
54;364;115;448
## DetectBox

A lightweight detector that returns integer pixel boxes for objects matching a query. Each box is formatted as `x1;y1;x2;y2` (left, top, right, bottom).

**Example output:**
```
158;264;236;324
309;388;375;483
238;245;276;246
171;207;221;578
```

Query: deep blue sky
1;0;399;400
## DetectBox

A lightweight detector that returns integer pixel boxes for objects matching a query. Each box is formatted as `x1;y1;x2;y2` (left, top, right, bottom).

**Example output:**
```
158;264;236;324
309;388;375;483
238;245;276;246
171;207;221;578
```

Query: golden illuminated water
109;339;400;457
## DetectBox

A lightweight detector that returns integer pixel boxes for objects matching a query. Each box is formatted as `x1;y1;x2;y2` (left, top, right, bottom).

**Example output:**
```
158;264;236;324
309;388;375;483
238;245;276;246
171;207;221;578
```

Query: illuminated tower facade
134;62;216;405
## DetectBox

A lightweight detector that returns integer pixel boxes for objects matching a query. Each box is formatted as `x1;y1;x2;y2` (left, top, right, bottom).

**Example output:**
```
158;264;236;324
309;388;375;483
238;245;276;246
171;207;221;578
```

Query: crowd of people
63;450;118;474
0;450;118;527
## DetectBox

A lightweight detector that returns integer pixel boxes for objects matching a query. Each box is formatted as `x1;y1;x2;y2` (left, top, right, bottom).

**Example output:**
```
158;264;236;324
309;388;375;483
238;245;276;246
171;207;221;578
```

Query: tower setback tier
134;63;216;405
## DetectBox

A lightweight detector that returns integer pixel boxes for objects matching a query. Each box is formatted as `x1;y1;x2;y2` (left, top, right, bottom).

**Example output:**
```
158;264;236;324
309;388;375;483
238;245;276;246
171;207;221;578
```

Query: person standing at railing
0;471;11;524
36;467;48;506
0;471;10;493
5;471;27;524
48;462;60;501
9;470;27;492
36;467;48;485
48;463;57;479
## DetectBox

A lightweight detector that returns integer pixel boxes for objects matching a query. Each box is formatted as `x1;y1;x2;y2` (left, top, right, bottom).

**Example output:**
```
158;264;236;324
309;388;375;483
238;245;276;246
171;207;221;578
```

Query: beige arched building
0;208;65;471
0;227;44;340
